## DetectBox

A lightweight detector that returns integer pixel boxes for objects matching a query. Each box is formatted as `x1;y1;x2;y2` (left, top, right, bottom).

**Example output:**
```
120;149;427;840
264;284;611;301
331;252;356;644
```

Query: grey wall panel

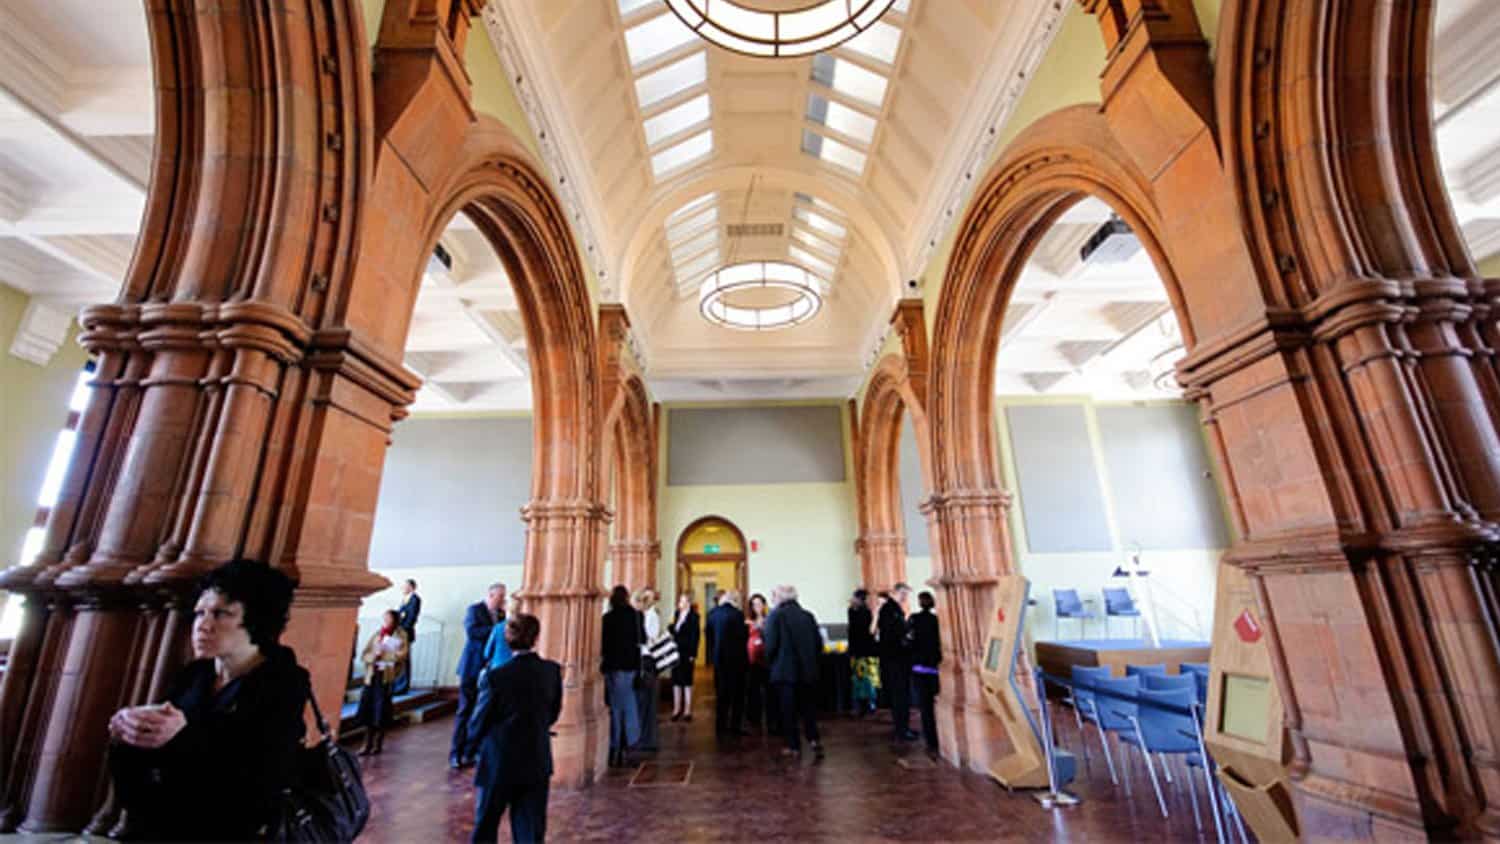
368;416;533;568
668;405;846;486
1096;404;1230;549
898;415;930;556
1005;404;1114;553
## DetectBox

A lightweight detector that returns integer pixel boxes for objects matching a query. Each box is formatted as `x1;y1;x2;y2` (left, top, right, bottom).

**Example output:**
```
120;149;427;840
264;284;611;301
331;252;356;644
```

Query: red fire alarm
750;540;759;552
1233;608;1262;643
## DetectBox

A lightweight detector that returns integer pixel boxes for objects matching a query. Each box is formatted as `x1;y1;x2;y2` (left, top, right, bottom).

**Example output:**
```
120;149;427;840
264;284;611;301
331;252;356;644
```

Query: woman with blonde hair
669;593;700;721
633;587;663;752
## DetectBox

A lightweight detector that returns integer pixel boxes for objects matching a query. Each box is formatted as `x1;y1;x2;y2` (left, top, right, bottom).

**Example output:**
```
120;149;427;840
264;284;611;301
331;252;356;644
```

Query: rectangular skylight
651;129;713;177
810;55;888;109
789;245;835;278
794;206;847;239
794;192;844;219
806;93;876;144
625;12;697;67
636;51;708;110
668;191;717;222
843;20;902;64
801;128;867;175
644;94;711;146
791;226;841;255
670;227;718;263
667;205;718;242
676;250;719;285
618;0;658;17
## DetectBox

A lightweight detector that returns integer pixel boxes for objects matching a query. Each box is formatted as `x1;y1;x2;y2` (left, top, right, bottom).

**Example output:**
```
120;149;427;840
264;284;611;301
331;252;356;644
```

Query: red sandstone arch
856;353;931;593
925;106;1195;774
602;371;658;591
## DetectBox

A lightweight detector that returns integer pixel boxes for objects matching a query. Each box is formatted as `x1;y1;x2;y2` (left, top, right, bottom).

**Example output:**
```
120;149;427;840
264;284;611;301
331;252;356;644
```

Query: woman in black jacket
108;559;310;841
846;588;878;717
601;585;645;767
668;593;700;722
909;590;943;757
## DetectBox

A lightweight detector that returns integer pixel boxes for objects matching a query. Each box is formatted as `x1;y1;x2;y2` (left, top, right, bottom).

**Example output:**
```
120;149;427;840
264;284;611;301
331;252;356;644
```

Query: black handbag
271;687;371;842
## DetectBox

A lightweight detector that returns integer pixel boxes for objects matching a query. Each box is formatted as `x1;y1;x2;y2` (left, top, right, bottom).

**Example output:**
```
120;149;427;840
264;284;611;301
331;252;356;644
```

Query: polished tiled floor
356;688;1227;842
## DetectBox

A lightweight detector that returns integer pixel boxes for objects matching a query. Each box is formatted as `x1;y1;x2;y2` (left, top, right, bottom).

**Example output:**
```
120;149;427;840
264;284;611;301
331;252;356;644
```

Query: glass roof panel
635;51;708;109
810;55;888;109
651;129;713;177
644;94;711;146
806;94;876;144
666;206;717;242
790;245;835;277
625;13;698;67
843;20;901;64
794;206;848;240
618;0;658;17
668;191;716;222
670;227;719;262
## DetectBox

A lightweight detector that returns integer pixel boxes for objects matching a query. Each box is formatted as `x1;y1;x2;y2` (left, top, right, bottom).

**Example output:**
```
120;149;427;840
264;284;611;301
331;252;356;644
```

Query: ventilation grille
726;222;785;237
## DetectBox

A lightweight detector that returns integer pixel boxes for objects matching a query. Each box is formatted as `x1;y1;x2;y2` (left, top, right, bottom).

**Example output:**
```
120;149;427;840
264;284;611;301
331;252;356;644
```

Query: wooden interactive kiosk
979;574;1049;789
1204;561;1300;839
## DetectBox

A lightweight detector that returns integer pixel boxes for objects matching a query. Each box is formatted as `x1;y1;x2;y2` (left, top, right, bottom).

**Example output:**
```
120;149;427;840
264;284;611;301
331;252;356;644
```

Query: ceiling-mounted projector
1079;217;1142;264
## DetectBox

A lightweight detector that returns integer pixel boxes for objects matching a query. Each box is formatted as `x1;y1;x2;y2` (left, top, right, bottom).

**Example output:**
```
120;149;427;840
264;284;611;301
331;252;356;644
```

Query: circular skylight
663;0;898;58
699;261;826;331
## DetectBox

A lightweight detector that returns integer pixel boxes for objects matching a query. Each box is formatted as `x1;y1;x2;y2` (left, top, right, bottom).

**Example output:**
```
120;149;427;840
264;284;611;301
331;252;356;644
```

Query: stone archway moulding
599;304;660;594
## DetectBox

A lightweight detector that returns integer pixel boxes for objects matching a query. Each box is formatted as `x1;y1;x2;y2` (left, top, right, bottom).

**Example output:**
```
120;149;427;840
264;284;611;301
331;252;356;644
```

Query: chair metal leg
1159;752;1174;784
1185;759;1203;832
1067;694;1090;768
1131;720;1167;817
1086;702;1118;786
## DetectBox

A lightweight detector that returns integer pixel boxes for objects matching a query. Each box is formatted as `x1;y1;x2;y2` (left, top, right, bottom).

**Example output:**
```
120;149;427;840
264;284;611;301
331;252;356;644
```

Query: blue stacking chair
1052;589;1097;640
1125;663;1168;679
1143;673;1196;693
1181;662;1211;704
1092;674;1142;789
1067;665;1120;784
1117;686;1225;838
1102;587;1142;638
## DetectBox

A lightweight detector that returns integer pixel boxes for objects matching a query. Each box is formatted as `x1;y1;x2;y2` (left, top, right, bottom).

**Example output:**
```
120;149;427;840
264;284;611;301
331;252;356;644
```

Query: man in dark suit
878;582;917;742
394;578;422;695
764;584;822;757
451;582;506;769
703;590;748;738
466;613;561;844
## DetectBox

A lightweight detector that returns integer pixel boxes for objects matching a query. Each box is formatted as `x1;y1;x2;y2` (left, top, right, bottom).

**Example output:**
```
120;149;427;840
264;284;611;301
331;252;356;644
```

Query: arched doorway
675;516;747;661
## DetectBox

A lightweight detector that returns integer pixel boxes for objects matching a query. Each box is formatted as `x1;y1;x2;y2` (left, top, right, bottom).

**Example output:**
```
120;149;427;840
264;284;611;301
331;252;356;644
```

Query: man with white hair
764;584;823;758
704;590;749;738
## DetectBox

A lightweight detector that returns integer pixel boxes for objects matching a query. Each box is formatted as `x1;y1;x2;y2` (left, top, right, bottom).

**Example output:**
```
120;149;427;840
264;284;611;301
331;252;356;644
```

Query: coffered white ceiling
3;1;1498;410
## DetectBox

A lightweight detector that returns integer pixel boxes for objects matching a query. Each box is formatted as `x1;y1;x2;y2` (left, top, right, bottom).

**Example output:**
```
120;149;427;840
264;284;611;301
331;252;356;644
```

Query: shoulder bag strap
305;685;333;742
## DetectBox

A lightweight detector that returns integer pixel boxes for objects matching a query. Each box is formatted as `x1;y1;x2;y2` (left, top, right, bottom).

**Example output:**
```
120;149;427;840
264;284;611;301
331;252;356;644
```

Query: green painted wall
655;401;861;623
1479;254;1500;277
0;285;88;570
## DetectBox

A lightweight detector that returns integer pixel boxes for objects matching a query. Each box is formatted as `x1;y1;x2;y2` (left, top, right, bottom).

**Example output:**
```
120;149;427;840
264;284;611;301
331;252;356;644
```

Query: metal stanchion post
1033;670;1079;808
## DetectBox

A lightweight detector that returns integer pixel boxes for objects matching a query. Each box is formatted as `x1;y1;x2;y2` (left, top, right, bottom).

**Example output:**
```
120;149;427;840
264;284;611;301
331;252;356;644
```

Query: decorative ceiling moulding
481;3;614;301
698;259;826;330
663;0;898;59
906;0;1068;279
7;299;72;365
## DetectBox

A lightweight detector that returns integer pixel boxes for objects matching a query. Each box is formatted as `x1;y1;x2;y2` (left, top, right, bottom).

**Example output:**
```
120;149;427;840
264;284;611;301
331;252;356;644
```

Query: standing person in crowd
601;585;645;767
909;591;943;758
394;579;421;695
744;593;778;736
466;613;562;844
878;583;917;742
764;585;823;759
452;582;506;769
357;609;410;756
483;596;520;673
633;588;662;753
847;588;879;718
669;594;700;722
107;559;310;840
704;590;749;739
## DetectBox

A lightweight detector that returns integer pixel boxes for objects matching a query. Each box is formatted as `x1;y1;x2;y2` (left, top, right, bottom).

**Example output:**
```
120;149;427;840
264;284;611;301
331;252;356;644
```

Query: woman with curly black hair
108;558;311;841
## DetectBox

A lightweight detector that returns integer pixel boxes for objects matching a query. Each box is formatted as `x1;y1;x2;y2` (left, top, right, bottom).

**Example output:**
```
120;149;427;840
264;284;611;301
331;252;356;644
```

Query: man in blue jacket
451;582;506;769
704;590;748;738
466;613;561;843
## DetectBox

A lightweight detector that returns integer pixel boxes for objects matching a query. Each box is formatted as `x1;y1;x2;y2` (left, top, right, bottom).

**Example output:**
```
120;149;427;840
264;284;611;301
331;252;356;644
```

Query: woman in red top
743;593;781;736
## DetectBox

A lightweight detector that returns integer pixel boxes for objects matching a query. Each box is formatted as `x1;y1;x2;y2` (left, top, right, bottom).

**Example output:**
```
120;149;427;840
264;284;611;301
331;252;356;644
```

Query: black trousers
714;664;746;734
775;682;820;752
881;658;912;737
451;673;480;761
745;665;780;732
914;672;940;752
471;780;549;843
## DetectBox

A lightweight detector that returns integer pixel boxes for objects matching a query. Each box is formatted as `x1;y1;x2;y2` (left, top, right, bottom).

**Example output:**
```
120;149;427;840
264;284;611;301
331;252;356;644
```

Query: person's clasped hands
109;702;187;749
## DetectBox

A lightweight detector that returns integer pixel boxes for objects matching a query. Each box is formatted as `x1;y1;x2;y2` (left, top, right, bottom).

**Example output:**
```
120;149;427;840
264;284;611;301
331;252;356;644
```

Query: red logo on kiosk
1233;609;1262;643
996;607;1006;624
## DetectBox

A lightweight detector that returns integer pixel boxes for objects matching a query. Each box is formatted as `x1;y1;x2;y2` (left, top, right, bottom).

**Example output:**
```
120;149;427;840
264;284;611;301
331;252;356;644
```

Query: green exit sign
703;543;720;553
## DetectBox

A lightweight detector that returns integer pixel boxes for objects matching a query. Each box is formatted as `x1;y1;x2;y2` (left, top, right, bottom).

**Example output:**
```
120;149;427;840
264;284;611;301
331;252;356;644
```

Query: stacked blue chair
1125;663;1167;679
1181;662;1211;704
1051;589;1096;640
1068;665;1119;784
1092;674;1142;790
1143;673;1196;694
1118;686;1224;838
1102;587;1142;638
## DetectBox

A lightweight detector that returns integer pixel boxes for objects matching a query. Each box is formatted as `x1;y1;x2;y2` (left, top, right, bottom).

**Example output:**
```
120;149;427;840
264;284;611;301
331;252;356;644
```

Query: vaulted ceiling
3;2;1498;411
